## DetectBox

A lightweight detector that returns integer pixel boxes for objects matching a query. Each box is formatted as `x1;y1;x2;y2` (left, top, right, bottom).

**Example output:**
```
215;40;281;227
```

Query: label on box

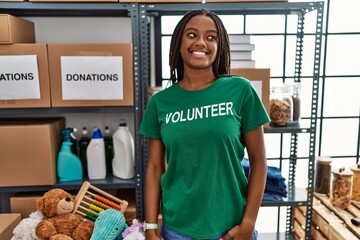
0;55;41;100
61;56;124;100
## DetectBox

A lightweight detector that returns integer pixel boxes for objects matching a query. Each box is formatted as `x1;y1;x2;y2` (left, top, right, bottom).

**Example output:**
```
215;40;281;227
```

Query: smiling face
180;14;218;73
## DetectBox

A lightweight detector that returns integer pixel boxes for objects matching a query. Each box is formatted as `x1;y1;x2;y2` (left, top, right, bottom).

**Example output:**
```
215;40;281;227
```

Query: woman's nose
195;37;206;47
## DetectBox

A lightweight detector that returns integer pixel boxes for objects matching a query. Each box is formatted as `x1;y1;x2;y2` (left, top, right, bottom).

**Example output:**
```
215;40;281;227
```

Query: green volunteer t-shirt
140;76;270;238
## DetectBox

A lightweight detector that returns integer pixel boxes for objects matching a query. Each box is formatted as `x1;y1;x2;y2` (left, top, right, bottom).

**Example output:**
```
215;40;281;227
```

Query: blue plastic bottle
57;128;83;181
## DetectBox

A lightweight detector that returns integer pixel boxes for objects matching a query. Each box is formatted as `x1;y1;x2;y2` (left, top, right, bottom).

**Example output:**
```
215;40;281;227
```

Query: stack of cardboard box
0;14;134;109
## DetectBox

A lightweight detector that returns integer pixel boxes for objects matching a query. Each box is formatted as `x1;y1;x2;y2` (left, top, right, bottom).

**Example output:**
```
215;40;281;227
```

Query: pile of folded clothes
242;158;287;201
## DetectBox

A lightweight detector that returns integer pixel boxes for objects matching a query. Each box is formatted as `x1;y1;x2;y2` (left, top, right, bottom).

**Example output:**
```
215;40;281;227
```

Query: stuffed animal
90;208;127;240
11;210;44;240
121;219;145;240
35;188;94;240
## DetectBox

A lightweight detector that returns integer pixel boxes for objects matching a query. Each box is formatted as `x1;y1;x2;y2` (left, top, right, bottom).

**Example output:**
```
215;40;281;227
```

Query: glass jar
330;167;353;209
350;164;360;202
290;83;301;122
270;85;293;126
314;156;332;195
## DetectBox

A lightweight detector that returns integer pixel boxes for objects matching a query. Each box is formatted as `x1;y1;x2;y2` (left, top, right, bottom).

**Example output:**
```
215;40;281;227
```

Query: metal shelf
139;2;324;239
261;187;307;207
143;2;321;15
0;2;145;218
0;2;132;17
259;232;296;240
0;175;135;193
0;106;134;117
265;121;311;134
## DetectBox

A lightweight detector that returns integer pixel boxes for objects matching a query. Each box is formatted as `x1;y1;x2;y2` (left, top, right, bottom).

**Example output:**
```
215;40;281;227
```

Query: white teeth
192;51;206;55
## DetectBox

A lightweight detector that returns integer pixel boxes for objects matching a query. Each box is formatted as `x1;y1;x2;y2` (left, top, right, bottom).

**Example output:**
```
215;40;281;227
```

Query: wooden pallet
293;193;360;240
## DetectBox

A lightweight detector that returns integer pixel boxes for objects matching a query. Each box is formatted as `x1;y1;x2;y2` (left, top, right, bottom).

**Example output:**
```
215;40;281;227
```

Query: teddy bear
35;188;94;240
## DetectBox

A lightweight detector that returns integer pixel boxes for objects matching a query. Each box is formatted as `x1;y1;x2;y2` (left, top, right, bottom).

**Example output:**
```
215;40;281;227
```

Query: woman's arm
221;126;267;240
145;138;166;239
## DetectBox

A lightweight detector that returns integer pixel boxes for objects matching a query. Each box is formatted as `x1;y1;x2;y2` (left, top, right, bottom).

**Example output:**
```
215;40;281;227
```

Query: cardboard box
0;14;35;44
0;214;21;240
0;44;51;108
207;0;288;2
230;68;270;127
10;193;39;219
47;43;133;107
117;189;136;225
0;118;65;187
10;191;78;219
30;0;117;2
147;86;164;100
120;0;286;2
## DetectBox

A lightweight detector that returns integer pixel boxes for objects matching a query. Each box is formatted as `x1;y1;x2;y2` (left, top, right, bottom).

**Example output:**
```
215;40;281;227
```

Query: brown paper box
0;118;65;187
10;193;39;219
0;44;51;108
120;0;286;2
10;191;78;219
230;68;270;127
30;0;117;2
47;43;133;107
0;214;21;240
0;14;35;44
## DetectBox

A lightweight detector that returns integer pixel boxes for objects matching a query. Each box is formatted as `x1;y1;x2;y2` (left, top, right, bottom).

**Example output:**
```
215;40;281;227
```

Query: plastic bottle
78;127;90;177
70;130;78;156
86;127;107;180
57;128;83;182
112;120;135;179
104;126;114;175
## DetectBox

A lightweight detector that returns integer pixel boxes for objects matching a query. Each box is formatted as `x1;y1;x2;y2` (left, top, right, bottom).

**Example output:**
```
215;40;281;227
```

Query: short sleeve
240;82;270;133
139;97;162;140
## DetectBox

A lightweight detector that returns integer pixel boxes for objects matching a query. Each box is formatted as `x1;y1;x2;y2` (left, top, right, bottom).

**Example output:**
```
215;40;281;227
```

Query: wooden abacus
73;181;128;222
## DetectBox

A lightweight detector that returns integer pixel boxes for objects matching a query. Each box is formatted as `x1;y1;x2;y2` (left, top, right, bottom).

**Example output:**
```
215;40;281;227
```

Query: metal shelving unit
139;2;324;239
0;2;324;238
0;2;146;220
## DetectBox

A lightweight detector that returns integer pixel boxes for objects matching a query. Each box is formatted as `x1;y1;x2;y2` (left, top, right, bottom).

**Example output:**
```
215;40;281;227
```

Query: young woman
140;9;269;240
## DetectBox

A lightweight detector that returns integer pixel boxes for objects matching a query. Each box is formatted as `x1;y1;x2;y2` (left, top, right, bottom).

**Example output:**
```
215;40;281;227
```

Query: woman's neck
179;70;216;91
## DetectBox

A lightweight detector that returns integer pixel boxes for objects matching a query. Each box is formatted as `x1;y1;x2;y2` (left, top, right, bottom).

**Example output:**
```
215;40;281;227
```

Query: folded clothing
242;158;287;200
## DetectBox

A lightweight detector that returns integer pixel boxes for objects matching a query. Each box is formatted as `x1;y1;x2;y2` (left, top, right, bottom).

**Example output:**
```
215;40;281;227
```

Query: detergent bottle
104;126;114;175
112;120;135;179
57;128;83;181
78;127;90;177
87;127;106;179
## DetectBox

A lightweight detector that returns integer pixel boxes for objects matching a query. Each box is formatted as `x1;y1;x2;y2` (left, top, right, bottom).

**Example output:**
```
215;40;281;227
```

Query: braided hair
169;9;231;84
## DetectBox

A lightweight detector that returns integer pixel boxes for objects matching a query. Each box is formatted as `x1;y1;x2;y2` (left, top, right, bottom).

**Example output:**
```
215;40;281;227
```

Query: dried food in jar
269;85;293;126
290;83;301;122
350;164;360;202
314;156;332;195
330;167;353;209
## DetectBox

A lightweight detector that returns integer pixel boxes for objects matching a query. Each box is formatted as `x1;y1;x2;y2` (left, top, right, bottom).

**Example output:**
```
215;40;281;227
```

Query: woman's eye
187;32;196;38
207;35;216;41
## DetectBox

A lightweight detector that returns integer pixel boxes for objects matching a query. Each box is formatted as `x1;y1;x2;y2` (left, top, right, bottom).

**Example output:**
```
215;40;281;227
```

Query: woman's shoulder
149;84;176;100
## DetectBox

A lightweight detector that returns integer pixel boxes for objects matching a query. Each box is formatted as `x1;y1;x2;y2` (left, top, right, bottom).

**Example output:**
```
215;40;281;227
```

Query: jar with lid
350;164;360;202
330;167;353;209
290;83;301;122
270;84;293;126
314;156;332;195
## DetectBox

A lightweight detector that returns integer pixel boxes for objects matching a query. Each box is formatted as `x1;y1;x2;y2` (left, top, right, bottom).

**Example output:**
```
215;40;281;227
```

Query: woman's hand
145;230;163;240
219;222;254;240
